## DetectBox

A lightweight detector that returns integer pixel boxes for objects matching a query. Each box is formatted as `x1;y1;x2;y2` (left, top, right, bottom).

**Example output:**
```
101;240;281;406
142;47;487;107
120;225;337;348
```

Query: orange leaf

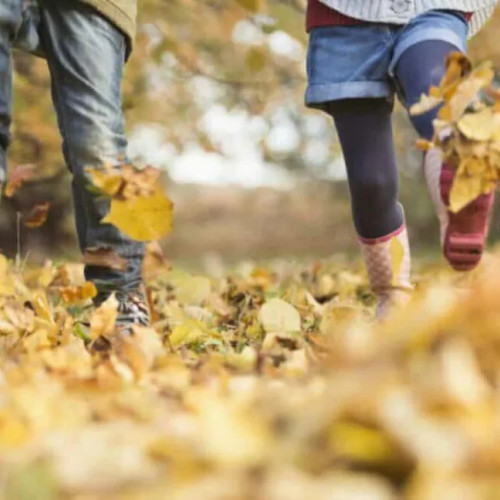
24;202;50;228
60;281;97;304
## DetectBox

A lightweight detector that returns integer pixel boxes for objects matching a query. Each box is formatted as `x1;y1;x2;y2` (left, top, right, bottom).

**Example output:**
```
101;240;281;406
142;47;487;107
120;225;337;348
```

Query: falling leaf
462;156;487;176
415;139;434;151
86;164;161;201
449;173;483;213
85;166;123;197
457;107;496;141
410;94;443;116
442;64;494;122
24;202;50;228
4;164;35;198
259;298;301;334
82;247;128;271
120;165;161;199
102;185;173;242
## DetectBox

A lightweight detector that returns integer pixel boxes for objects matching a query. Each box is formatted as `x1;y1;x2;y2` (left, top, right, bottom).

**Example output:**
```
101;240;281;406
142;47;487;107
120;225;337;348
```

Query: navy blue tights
331;41;457;239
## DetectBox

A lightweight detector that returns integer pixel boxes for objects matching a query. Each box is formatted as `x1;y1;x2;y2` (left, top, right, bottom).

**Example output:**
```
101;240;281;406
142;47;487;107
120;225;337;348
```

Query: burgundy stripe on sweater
306;0;472;32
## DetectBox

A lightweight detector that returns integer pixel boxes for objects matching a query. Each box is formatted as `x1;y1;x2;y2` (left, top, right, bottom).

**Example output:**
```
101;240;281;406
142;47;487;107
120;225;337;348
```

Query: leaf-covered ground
2;246;500;500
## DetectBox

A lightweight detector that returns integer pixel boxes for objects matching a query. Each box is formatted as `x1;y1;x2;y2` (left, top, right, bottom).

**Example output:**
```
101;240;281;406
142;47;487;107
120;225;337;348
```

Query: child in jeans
306;0;498;315
0;0;148;329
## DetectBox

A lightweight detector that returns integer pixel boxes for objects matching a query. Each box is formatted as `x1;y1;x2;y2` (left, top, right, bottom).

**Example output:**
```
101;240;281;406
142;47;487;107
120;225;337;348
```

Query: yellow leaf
235;0;266;12
90;294;118;339
86;167;123;196
31;290;54;324
175;275;211;305
457;108;496;141
102;185;173;242
329;421;394;465
245;47;268;72
0;413;31;449
60;281;97;304
449;172;483;213
409;94;443;116
225;346;258;372
192;393;271;467
0;254;15;296
169;319;207;348
259;298;301;334
415;139;434;151
444;64;494;123
115;326;164;379
462;156;487;176
439;52;472;101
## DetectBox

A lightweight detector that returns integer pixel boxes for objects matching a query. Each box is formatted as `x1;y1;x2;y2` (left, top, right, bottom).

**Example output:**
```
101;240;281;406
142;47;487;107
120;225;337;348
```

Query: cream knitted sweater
317;0;498;35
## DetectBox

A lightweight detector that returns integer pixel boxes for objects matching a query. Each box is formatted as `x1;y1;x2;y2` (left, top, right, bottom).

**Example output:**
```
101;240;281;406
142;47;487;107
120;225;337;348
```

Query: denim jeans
0;0;144;294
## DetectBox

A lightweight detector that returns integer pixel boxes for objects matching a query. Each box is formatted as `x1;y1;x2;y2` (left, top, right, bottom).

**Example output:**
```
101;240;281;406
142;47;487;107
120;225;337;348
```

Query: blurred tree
3;1;500;258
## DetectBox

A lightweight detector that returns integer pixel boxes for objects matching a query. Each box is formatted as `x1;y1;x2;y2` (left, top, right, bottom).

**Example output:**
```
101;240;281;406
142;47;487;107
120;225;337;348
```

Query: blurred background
3;0;500;267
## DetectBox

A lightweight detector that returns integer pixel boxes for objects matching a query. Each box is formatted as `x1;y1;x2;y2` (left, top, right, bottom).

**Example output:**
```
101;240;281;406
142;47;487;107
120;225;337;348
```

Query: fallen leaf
175;275;211;305
169;319;207;348
90;294;118;339
0;254;15;295
60;282;97;304
259;298;301;334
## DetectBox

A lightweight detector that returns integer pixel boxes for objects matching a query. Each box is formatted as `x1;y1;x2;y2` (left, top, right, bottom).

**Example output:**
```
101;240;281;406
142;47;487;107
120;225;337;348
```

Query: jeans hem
305;81;393;107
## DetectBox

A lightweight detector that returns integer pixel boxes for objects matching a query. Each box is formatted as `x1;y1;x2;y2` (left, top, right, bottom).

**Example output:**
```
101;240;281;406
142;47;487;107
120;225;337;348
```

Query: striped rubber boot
359;223;413;318
424;147;495;271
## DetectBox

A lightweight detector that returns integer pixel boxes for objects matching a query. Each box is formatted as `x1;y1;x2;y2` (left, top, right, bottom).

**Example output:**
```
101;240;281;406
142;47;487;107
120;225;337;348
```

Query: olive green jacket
80;0;136;45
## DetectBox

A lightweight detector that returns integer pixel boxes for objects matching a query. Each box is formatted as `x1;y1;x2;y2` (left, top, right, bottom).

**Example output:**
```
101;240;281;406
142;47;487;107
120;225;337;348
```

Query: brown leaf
24;202;50;228
82;247;128;271
4;164;36;198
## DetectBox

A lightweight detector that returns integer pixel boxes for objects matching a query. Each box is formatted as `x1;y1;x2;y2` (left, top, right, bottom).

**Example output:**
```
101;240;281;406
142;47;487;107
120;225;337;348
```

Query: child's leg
37;0;149;328
0;1;22;187
395;41;495;271
329;99;412;316
394;40;456;139
331;99;403;239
